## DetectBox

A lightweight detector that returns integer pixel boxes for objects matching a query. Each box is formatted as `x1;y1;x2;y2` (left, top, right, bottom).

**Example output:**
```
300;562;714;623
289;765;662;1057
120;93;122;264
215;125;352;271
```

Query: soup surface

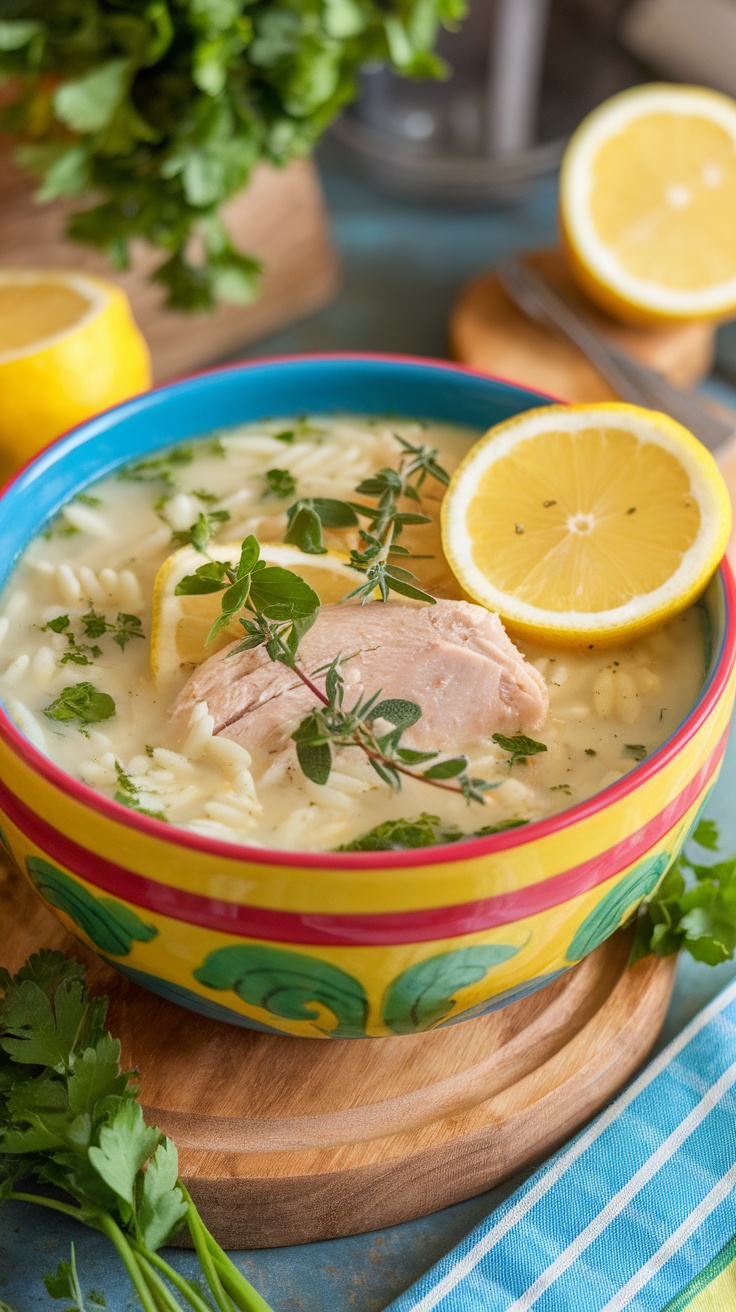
0;415;706;851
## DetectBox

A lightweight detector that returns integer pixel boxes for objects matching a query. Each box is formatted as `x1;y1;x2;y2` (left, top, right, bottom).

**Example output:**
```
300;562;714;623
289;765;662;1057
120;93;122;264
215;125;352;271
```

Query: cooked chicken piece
172;599;548;769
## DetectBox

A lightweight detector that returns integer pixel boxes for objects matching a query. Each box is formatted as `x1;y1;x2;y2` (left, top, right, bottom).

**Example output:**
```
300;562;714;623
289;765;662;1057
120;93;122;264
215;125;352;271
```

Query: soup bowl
0;355;734;1038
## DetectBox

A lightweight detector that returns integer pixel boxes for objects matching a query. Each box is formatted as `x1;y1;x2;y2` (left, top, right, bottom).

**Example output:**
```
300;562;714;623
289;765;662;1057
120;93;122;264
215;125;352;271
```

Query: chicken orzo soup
0;414;706;851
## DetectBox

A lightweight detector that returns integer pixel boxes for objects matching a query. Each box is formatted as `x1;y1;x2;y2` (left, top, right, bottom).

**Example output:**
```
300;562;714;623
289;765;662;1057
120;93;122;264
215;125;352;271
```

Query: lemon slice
441;403;731;646
0;269;151;470
559;84;736;325
151;542;362;686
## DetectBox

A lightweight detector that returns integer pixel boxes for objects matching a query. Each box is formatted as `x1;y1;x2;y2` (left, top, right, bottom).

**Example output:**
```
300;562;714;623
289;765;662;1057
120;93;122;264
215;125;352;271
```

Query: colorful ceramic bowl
0;355;734;1038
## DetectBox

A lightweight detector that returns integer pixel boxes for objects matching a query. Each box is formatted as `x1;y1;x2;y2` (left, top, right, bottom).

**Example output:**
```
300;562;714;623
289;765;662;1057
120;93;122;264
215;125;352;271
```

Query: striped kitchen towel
385;977;736;1312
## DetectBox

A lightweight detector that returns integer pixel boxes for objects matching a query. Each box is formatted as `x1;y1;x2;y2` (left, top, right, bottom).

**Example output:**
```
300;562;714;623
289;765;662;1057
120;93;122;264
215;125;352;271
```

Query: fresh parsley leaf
136;1136;188;1250
492;733;548;767
337;813;527;851
274;429;295;443
74;493;103;509
117;447;193;488
113;762;168;823
693;818;719;851
42;615;71;634
624;743;648;762
43;684;115;732
170;509;231;551
264;468;297;499
88;1100;160;1211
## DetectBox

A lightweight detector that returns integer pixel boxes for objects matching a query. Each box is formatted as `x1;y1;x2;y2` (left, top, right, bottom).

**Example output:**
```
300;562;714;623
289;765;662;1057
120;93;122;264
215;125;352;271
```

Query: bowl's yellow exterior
0;655;732;1037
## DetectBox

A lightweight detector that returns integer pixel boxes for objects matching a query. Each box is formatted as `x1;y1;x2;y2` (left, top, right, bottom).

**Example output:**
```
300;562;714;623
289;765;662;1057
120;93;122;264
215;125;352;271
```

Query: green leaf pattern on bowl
382;944;523;1034
25;857;158;956
565;851;671;963
194;944;370;1038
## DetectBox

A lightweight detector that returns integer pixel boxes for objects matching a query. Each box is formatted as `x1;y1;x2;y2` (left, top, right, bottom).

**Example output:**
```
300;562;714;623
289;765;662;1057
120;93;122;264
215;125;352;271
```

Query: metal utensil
497;255;733;452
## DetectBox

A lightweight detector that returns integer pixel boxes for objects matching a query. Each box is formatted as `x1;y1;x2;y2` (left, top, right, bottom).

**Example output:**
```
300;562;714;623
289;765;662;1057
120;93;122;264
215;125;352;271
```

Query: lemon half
560;84;736;325
151;542;363;687
0;269;151;469
441;403;731;646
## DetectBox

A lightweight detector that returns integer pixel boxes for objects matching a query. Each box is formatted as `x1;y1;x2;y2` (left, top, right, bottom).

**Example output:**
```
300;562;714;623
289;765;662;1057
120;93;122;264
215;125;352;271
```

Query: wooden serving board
1;858;676;1248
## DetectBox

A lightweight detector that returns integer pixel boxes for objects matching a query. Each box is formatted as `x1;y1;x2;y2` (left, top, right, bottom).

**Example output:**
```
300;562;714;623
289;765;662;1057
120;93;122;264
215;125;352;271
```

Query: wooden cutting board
1;858;676;1248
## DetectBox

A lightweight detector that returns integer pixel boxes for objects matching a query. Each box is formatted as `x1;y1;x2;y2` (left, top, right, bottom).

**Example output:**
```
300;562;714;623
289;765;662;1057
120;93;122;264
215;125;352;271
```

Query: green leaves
43;684;116;733
337;812;527;851
285;497;359;554
492;733;548;768
137;1137;188;1250
0;0;465;309
632;821;736;965
264;468;297;499
0;950;275;1311
88;1102;159;1210
169;509;230;552
54;60;131;134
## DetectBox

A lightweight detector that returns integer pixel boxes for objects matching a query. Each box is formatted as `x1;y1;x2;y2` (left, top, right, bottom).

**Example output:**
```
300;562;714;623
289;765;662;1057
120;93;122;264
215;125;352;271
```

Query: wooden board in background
450;248;716;402
0;151;340;381
1;857;676;1248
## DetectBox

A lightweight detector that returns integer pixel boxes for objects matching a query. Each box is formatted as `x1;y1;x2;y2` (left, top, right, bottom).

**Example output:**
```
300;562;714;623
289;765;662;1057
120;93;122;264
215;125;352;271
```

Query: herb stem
179;1184;234;1312
206;1245;275;1312
131;1244;215;1312
285;653;486;799
135;1251;189;1312
96;1214;161;1312
8;1191;87;1223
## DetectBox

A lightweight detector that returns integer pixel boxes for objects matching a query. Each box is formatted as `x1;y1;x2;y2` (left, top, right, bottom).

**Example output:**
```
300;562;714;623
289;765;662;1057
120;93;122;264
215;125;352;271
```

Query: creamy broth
0;415;706;851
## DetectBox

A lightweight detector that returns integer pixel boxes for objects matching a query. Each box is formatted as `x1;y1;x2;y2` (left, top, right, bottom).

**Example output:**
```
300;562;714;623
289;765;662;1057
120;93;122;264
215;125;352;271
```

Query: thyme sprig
175;535;494;803
284;433;449;605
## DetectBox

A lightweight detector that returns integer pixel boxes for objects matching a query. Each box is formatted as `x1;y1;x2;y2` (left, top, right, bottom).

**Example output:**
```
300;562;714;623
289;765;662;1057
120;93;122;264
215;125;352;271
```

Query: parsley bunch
0;0;465;310
633;820;736;965
0;951;273;1311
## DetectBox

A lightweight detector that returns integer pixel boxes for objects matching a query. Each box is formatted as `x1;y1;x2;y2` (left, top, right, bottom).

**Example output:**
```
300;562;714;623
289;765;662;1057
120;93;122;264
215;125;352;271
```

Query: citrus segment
0;269;151;470
441;403;731;646
560;84;736;324
151;542;362;686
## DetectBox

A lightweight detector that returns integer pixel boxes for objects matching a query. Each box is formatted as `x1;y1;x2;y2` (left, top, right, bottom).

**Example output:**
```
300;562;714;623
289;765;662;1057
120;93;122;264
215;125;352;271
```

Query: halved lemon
0;269;151;470
441;403;731;646
151;542;362;686
560;84;736;325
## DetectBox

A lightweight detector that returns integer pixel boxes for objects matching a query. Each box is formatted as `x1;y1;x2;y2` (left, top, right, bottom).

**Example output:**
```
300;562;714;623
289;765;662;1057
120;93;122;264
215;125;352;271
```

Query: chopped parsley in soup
0;415;706;851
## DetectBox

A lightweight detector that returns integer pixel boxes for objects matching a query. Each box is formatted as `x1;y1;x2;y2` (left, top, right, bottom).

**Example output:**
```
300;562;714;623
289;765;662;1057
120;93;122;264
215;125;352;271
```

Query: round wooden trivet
1;858;676;1248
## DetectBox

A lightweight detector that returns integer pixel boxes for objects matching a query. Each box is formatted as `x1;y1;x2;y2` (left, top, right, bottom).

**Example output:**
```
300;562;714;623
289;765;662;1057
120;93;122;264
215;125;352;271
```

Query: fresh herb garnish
43;683;115;734
117;447;193;489
274;430;295;444
176;535;495;804
0;7;456;310
337;813;527;851
74;493;103;509
290;657;495;803
45;610;145;664
624;743;648;762
42;520;81;541
45;1245;106;1311
0;951;274;1311
492;733;548;768
113;763;168;824
264;469;297;499
170;509;231;552
633;821;736;965
284;433;448;606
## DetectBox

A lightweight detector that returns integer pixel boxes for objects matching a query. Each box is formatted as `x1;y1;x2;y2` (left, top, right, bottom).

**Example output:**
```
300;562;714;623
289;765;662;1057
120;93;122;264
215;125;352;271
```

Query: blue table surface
2;156;736;1312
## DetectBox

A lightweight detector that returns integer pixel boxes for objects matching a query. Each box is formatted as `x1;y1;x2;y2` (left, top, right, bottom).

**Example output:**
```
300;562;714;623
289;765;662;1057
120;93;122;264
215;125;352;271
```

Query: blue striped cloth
385;978;736;1312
